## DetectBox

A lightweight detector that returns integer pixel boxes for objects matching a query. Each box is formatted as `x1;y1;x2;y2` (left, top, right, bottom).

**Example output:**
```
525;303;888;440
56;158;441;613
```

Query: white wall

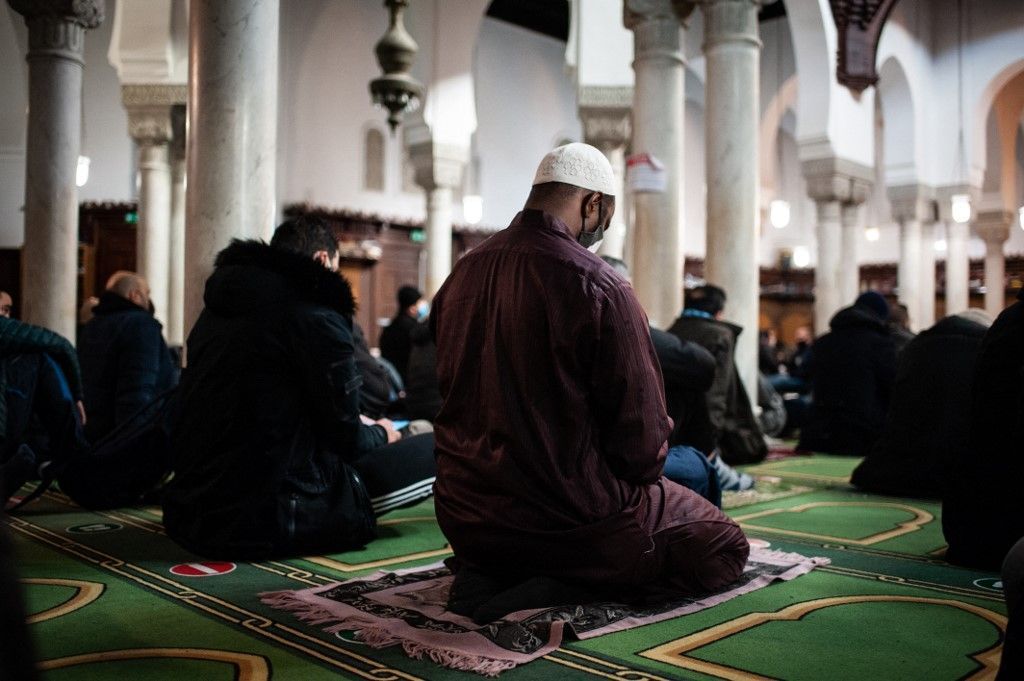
473;19;582;227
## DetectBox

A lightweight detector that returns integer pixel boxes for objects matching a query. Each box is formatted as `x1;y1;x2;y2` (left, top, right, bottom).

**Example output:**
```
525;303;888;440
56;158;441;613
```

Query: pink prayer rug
261;548;828;676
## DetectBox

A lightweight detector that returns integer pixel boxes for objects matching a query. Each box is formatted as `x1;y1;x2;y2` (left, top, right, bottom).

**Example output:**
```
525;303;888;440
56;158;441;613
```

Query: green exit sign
409;229;425;243
124;211;138;224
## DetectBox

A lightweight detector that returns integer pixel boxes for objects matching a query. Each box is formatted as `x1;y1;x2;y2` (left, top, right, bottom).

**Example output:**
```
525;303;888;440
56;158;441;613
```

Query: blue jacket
77;292;178;443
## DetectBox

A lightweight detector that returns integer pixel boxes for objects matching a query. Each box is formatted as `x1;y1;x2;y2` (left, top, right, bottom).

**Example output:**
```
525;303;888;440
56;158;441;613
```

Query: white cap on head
532;142;616;197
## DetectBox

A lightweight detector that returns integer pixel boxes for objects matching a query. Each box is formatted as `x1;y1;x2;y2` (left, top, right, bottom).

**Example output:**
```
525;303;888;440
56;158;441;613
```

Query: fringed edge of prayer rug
260;548;828;677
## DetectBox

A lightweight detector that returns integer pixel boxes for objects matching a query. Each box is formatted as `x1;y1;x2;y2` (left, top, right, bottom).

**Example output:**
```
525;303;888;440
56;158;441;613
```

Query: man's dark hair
270;215;338;258
527;182;615;214
685;285;727;315
397;285;422;309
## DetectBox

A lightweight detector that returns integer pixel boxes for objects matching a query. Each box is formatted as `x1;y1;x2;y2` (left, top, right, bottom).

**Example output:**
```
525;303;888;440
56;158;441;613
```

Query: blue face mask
416;301;430;321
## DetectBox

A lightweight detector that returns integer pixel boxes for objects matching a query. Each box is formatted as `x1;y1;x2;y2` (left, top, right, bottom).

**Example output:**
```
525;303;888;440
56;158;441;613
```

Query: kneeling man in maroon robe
430;143;749;605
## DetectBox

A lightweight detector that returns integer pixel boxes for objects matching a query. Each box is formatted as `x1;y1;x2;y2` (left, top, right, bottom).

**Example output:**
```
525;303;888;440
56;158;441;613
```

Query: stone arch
876;56;917;187
973;59;1024;185
981;69;1024;211
760;75;798;195
783;0;832;149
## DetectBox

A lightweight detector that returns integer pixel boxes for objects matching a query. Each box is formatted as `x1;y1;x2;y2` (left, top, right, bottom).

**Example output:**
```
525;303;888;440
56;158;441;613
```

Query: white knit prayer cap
532;143;617;197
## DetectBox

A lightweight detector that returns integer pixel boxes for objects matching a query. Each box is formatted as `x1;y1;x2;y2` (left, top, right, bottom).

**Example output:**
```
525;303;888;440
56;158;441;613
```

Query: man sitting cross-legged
162;216;436;559
431;143;749;619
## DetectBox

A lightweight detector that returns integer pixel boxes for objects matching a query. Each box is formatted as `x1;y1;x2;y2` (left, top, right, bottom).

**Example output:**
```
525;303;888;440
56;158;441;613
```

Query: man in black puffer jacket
163;217;436;559
851;309;991;498
798;291;897;457
77;272;178;443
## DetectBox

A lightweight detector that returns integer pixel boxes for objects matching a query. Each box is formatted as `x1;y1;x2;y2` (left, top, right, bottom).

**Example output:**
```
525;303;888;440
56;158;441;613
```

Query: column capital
699;0;762;50
801;157;873;205
624;0;693;65
974;210;1013;244
123;84;186;146
9;0;104;63
404;127;468;192
887;183;937;224
578;86;632;149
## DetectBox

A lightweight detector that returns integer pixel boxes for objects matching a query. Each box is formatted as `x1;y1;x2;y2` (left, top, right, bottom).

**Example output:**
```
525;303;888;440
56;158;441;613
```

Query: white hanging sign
626;153;667;193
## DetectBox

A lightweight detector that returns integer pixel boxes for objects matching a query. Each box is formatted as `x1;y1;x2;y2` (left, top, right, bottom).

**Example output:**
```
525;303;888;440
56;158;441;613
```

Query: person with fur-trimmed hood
163;216;436;559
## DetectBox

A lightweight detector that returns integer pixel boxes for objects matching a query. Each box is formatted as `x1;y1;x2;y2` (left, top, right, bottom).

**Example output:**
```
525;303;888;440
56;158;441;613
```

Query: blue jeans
662;446;722;508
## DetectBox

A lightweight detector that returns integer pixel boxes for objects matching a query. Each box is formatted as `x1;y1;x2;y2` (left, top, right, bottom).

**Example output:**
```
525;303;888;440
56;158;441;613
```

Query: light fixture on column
1018;206;1023;231
370;0;423;133
865;226;880;242
934;238;948;252
463;196;483;225
769;199;790;229
792;245;811;268
951;194;971;224
76;155;90;188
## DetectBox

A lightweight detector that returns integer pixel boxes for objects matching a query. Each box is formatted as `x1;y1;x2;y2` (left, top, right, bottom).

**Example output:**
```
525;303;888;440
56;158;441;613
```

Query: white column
813;199;843;332
185;0;279;335
624;0;689;328
839;202;862;305
579;93;632;261
700;0;761;397
126;104;173;329
9;0;104;339
168;107;186;346
407;135;467;298
424;186;454;297
975;211;1012;318
945;220;970;315
919;221;936;328
897;218;922;330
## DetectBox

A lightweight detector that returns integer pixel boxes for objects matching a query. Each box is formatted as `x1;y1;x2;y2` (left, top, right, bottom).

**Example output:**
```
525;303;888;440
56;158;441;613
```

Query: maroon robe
431;209;747;592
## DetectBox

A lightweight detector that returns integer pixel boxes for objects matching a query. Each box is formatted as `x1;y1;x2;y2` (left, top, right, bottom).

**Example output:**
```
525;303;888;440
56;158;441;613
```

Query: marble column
839;202;862;305
408;135;467;298
186;0;279;336
9;0;104;339
579;87;632;261
168;105;186;346
802;158;872;333
919;221;937;328
624;0;692;328
945;220;970;315
889;187;935;331
125;96;173;330
975;210;1012;317
700;0;761;396
896;217;922;329
812;199;843;332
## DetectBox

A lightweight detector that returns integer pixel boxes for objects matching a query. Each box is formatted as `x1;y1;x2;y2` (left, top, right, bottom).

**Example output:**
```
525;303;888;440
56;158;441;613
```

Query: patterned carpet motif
7;454;1008;680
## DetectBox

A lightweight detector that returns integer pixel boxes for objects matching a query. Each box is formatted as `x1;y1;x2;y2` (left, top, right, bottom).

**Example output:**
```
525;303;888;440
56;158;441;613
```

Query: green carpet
7;455;1007;680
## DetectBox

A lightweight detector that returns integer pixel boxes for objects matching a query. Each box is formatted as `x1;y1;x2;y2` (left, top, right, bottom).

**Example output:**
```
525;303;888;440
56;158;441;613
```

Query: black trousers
351;433;436;515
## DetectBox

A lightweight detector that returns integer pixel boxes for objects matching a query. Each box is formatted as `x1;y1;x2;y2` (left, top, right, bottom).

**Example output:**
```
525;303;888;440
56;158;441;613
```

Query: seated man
404;322;442;422
431;144;748;614
943;289;1024;570
851;309;991;498
798;291;897;457
77;272;178;443
667;285;767;466
600;256;721;505
163;217;436;559
379;285;426;382
0;314;89;505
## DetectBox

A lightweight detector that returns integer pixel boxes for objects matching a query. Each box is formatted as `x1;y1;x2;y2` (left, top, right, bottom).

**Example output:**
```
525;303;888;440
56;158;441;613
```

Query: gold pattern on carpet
21;578;105;623
639;596;1006;680
733;502;933;545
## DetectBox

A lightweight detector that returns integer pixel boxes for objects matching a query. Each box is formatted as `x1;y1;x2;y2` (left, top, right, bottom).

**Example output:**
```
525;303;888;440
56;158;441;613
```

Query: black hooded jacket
798;304;897;456
163;241;381;558
78;292;178;443
851;314;988;497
